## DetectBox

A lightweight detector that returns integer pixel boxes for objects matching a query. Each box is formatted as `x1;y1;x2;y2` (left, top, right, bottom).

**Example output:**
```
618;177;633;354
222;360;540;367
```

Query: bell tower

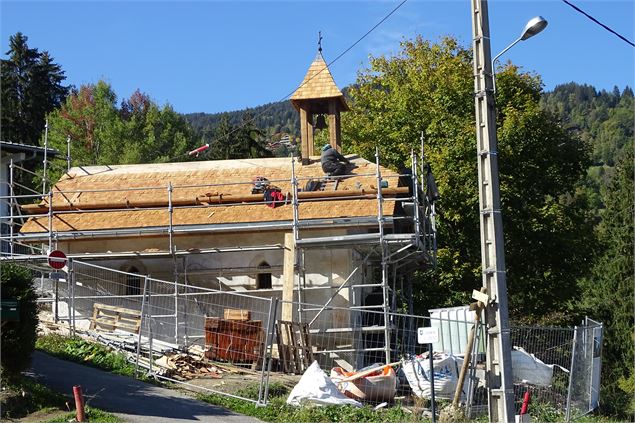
290;47;348;165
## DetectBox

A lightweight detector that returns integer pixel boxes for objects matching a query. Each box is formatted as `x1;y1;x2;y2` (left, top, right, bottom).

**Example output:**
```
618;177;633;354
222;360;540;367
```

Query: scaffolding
1;147;437;365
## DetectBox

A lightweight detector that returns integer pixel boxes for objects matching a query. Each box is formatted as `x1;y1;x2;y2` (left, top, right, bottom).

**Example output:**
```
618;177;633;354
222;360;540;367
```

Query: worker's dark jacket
321;149;349;175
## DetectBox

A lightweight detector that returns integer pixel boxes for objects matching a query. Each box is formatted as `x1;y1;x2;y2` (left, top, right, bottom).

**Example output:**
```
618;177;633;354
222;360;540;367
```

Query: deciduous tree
343;36;594;319
46;81;195;180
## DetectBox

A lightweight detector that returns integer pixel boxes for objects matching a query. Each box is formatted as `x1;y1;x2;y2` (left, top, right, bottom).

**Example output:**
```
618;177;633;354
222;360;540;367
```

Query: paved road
28;351;261;423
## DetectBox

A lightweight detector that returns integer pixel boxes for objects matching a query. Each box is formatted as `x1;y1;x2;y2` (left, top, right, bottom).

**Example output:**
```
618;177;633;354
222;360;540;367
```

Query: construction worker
320;144;351;176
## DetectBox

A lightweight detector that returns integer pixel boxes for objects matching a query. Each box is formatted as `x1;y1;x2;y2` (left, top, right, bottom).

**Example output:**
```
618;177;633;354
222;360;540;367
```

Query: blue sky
2;1;633;114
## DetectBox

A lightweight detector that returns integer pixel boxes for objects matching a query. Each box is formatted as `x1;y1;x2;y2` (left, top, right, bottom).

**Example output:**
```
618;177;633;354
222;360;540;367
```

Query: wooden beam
22;187;410;214
329;101;342;152
307;113;314;159
300;107;309;165
281;232;295;322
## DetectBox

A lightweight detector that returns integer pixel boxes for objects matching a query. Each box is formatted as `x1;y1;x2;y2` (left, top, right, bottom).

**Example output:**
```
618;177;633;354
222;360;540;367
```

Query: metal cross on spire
318;31;323;53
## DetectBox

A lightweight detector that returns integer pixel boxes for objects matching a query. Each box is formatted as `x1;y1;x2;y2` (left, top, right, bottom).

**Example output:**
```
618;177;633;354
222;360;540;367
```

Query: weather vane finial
318;31;323;53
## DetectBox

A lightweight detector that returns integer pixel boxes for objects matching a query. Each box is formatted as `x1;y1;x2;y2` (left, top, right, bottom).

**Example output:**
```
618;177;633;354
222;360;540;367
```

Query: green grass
34;335;622;423
36;334;138;377
0;375;67;419
197;382;431;423
45;407;123;423
0;374;121;422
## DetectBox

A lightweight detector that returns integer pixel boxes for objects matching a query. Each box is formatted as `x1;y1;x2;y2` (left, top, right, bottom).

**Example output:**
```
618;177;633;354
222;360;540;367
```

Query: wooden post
281;232;295;322
328;101;342;152
300;108;309;165
307;113;315;158
452;288;487;408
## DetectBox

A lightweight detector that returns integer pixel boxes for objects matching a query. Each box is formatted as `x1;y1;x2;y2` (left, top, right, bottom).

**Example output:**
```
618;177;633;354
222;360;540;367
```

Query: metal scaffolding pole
42;120;49;195
135;276;149;376
168;182;179;345
9;159;14;257
69;259;75;336
66;136;71;171
291;157;303;322
375;147;391;364
47;191;53;253
470;0;515;420
411;151;422;248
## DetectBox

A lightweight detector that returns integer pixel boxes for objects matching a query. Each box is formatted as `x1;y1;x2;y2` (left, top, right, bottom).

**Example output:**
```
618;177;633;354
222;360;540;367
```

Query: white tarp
402;353;465;400
512;346;560;387
286;361;362;407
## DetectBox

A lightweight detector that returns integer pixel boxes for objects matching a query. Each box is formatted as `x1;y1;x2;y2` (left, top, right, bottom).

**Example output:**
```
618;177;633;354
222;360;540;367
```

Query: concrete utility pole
469;0;515;421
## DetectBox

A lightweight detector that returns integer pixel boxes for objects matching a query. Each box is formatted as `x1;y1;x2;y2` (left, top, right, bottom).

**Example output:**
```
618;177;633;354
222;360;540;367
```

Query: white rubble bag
512;346;563;387
286;361;362;407
402;353;465;400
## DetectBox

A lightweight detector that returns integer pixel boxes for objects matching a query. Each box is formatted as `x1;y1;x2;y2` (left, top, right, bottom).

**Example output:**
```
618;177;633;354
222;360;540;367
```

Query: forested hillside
184;83;632;175
541;83;633;167
184;100;299;143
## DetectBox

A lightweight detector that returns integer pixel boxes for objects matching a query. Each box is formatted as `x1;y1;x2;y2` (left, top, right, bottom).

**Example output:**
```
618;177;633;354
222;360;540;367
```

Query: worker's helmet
322;144;332;152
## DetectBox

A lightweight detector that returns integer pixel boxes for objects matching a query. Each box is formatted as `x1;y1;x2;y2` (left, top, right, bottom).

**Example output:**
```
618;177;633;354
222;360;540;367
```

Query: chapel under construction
1;49;439;370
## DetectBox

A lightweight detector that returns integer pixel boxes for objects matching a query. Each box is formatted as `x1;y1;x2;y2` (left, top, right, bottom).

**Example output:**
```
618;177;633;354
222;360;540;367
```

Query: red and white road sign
48;250;67;269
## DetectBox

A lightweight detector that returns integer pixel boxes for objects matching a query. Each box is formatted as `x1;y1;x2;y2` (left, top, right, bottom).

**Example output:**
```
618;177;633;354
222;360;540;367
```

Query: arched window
256;262;272;290
126;266;141;296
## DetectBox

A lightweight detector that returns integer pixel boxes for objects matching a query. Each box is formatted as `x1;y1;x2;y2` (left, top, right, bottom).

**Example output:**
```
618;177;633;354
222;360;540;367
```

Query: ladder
319;178;339;191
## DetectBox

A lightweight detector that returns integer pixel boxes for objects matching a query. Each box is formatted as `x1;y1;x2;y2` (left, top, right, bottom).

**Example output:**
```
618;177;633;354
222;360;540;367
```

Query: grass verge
36;334;138;377
0;375;67;419
197;382;431;423
36;335;621;423
44;408;123;423
0;374;121;422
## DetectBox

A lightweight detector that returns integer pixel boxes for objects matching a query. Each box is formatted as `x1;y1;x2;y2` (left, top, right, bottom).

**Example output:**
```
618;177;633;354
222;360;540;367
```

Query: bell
314;114;327;130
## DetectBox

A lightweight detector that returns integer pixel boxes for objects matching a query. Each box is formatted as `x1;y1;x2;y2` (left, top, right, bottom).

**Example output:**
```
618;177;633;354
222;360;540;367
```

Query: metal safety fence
27;257;279;405
273;299;601;420
14;257;601;417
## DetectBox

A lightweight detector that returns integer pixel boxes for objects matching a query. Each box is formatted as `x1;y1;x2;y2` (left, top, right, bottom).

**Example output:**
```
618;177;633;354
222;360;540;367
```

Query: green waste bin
1;299;19;322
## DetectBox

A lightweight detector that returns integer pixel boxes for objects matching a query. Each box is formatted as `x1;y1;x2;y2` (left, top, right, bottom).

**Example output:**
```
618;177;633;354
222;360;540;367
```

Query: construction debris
154;353;223;380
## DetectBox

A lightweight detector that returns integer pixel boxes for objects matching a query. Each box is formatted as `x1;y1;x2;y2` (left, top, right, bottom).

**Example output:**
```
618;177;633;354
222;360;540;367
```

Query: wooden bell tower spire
290;40;349;165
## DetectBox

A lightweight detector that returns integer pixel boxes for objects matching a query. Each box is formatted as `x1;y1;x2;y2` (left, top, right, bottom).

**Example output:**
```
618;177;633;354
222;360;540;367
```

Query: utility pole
470;0;515;421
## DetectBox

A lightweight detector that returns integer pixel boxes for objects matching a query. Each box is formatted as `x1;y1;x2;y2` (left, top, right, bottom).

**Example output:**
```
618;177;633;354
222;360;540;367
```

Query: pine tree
579;150;635;418
1;32;69;146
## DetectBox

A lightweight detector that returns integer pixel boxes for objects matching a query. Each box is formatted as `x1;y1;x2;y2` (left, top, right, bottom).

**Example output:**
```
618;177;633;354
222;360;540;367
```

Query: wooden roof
20;156;399;235
290;53;349;111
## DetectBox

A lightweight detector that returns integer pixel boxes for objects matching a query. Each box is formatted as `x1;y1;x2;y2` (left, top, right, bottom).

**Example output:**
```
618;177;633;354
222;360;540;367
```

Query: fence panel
509;326;574;417
29;259;278;405
136;277;278;405
567;319;603;420
10;256;602;414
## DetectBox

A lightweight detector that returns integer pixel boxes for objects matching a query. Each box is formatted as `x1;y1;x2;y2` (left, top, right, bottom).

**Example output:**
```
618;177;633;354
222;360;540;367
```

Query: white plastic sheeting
512;346;564;387
402;353;465;400
286;361;362;407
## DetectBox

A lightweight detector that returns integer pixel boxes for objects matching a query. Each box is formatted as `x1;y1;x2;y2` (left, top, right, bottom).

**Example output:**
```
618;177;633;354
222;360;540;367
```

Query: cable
170;0;410;162
562;0;635;47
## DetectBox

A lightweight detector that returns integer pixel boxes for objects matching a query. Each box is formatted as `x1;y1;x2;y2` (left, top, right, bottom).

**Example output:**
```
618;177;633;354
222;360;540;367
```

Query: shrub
1;263;37;380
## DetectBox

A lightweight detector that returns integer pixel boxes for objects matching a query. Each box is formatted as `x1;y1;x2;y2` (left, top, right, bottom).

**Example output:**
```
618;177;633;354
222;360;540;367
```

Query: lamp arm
491;36;522;94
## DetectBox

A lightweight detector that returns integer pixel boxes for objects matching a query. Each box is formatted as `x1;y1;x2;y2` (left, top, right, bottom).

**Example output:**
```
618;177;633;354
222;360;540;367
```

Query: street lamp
470;4;548;421
492;16;548;92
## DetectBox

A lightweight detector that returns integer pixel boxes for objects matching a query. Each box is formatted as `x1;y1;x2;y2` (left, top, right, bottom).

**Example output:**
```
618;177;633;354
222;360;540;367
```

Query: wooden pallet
276;320;313;374
89;303;141;334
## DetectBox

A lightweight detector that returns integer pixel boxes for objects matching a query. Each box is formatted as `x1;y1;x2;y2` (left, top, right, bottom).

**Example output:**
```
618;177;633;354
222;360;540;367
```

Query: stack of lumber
155;353;223;380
